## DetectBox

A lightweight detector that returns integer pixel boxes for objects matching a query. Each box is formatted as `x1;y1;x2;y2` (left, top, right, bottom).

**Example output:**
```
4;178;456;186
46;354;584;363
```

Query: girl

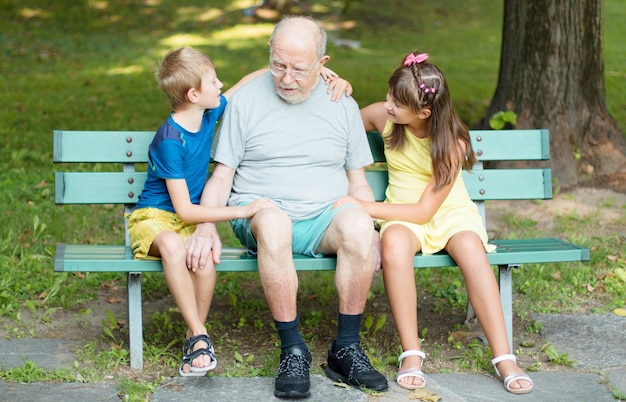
335;52;533;394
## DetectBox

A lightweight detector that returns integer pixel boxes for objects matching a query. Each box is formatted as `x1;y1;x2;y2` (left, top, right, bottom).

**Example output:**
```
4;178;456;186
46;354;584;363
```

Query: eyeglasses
268;61;317;81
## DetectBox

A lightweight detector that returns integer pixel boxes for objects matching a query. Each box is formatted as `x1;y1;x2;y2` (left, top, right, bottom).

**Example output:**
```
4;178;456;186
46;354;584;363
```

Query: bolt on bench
53;128;589;369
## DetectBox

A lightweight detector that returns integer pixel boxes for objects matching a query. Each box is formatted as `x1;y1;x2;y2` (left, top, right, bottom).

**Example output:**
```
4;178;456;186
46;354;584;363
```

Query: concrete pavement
1;313;624;401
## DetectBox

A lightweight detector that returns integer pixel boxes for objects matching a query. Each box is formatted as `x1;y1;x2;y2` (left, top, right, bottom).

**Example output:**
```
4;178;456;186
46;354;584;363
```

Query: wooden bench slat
54;245;340;273
55;238;589;274
56;169;551;205
366;128;550;163
55;172;147;204
469;129;550;161
413;238;590;267
367;131;386;162
463;168;552;200
53;130;154;163
55;129;550;164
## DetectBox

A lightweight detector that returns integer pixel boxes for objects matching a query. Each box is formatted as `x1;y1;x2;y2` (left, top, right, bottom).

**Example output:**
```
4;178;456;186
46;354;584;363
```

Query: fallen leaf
106;297;121;304
34;180;47;189
409;388;441;401
615;268;626;282
613;308;626;317
607;255;618;262
100;281;119;291
584;283;595;292
551;271;561;280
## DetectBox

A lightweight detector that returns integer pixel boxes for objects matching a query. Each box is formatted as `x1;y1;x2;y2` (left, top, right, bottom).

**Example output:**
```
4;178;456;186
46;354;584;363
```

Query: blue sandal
178;334;217;376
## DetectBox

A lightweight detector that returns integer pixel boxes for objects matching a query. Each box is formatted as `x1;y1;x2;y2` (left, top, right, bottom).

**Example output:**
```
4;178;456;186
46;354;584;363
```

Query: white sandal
491;354;534;394
396;350;426;390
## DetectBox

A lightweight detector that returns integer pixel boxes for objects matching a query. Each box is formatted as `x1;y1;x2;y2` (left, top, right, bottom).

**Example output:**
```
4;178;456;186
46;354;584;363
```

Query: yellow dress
379;121;495;254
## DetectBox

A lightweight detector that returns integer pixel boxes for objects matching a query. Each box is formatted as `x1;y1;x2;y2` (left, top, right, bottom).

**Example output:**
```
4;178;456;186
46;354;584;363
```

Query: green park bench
53;128;590;369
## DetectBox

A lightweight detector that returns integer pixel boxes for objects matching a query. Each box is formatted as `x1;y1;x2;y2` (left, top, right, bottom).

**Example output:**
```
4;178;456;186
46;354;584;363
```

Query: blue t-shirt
135;95;227;213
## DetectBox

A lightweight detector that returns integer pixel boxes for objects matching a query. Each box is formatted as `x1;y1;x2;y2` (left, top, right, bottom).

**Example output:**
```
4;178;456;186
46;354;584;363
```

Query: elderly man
186;16;387;398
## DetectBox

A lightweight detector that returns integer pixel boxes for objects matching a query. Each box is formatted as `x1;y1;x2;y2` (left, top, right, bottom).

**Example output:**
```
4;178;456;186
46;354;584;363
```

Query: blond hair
156;47;214;110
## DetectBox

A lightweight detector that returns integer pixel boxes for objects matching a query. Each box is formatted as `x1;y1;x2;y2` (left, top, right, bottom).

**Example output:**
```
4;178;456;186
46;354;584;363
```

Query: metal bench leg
498;264;518;353
127;272;144;369
465;301;476;323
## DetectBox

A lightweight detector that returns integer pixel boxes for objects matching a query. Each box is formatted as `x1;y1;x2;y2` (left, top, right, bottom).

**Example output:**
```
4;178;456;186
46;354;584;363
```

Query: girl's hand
333;195;362;209
321;67;353;101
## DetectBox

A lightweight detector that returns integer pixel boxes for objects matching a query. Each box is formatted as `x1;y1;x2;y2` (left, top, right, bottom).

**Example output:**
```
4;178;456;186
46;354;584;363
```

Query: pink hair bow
404;53;429;67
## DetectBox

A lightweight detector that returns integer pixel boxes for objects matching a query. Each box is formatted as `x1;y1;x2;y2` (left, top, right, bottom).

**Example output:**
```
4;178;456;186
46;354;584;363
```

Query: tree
481;0;626;188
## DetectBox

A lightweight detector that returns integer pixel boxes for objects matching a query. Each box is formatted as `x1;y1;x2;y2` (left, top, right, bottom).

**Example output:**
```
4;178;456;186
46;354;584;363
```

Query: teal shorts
231;204;355;257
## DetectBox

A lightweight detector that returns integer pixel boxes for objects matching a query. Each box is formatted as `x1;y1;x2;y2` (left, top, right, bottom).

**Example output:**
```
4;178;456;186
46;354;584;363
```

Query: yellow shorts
127;207;197;259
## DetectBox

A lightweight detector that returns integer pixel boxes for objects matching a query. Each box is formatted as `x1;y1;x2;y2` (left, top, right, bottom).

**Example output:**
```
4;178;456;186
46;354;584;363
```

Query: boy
128;47;273;376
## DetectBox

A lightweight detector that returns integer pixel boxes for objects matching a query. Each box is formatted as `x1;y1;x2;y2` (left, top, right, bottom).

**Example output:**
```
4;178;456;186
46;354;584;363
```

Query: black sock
335;313;362;350
275;317;306;351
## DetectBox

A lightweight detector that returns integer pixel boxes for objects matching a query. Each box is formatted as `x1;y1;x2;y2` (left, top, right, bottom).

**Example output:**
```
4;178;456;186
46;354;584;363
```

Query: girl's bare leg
381;224;424;388
446;231;532;392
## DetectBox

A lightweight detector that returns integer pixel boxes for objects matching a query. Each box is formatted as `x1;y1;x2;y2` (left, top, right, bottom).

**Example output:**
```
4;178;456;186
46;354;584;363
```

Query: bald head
269;16;327;59
267;16;330;103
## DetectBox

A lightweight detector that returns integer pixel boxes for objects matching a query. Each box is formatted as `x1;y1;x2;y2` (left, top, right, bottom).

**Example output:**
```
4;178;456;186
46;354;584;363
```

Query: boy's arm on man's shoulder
321;66;353;101
223;68;268;100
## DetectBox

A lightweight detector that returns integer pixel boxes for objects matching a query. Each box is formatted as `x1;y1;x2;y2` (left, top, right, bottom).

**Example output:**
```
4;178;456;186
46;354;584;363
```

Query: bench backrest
54;129;552;245
54;129;551;205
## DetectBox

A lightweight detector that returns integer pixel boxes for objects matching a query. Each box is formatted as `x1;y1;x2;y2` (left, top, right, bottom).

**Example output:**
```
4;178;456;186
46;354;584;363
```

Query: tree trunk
480;0;626;188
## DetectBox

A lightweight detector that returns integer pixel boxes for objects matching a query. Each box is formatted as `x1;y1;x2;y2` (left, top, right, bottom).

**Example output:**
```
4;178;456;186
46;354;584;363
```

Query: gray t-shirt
212;72;373;221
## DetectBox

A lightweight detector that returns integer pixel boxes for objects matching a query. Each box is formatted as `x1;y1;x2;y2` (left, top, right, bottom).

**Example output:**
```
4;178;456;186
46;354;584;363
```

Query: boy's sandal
178;334;218;377
396;350;426;390
491;354;534;394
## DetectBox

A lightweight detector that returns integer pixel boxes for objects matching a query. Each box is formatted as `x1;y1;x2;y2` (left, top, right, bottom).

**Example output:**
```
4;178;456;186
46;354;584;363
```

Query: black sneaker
324;341;388;391
274;345;312;399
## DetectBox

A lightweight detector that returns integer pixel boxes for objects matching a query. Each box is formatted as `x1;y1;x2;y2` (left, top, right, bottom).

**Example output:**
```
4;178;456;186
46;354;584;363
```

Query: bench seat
55;237;589;273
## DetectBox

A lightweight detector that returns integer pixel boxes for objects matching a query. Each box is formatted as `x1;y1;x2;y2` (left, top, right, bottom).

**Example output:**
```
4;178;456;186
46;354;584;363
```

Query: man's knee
251;207;292;250
335;208;375;244
319;208;375;261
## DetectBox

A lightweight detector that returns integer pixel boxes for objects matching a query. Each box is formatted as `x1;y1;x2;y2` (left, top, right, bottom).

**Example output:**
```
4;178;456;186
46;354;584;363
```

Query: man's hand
186;223;222;272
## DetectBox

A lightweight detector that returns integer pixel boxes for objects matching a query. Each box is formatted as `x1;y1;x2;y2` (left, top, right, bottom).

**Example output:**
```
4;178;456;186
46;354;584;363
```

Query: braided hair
386;52;476;190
